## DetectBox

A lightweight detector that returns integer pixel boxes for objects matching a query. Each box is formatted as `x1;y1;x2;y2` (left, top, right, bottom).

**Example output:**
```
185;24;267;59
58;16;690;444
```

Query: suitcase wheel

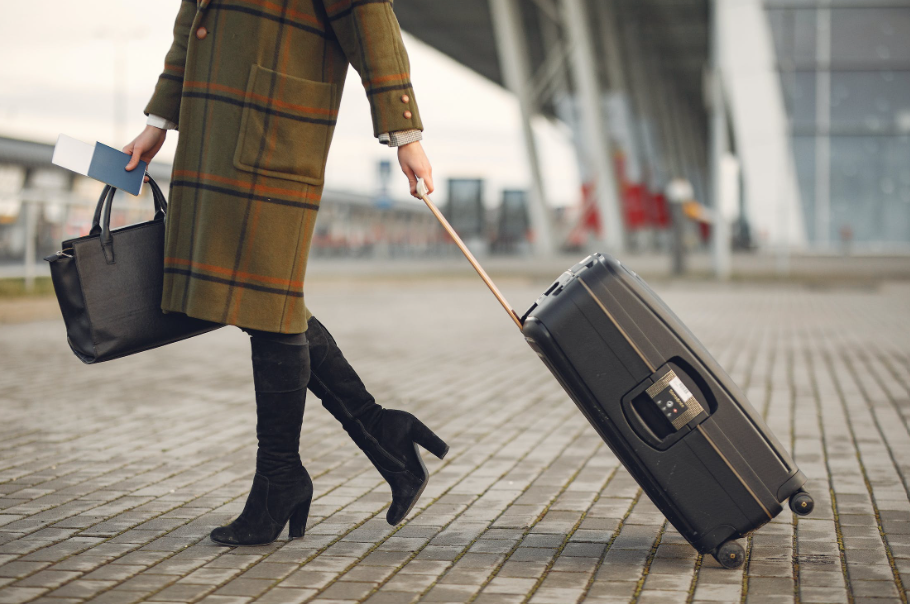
712;540;745;569
788;490;814;516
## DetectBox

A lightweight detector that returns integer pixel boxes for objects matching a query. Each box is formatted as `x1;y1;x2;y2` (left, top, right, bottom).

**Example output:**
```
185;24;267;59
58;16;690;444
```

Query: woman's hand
123;125;168;182
397;140;433;198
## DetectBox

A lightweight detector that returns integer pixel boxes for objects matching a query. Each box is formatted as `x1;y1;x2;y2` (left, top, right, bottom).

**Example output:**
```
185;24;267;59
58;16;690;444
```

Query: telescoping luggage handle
416;178;523;330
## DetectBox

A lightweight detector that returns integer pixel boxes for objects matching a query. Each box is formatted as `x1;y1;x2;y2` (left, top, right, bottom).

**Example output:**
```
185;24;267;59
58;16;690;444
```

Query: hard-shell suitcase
520;253;813;567
414;180;813;569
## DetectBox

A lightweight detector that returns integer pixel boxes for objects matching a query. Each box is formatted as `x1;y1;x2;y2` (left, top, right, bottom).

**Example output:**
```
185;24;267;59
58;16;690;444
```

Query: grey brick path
0;277;908;604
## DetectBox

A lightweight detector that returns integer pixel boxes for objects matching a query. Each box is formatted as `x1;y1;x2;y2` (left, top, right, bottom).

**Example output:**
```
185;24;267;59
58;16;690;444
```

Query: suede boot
305;316;449;525
210;330;314;546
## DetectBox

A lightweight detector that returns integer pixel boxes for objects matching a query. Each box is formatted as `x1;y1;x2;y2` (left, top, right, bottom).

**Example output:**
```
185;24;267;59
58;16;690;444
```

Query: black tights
240;326;308;346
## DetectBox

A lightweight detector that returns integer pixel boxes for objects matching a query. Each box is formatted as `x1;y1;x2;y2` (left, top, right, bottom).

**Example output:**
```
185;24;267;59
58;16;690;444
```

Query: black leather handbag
44;176;223;364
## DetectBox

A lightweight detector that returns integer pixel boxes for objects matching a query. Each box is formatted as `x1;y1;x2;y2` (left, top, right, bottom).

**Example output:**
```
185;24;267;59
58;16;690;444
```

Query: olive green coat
145;0;423;333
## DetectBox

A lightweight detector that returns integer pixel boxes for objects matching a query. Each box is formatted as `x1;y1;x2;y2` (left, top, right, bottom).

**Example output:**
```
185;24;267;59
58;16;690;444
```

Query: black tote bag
44;176;223;363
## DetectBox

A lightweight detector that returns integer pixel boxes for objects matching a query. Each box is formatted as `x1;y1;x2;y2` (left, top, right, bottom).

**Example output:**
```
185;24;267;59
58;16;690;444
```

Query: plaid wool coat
144;0;423;333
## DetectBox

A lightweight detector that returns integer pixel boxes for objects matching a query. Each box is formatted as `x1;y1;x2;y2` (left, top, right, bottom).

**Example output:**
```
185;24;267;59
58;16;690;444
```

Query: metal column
709;0;731;279
815;1;831;248
560;0;626;253
596;0;627;93
490;0;556;257
622;16;668;201
23;200;39;293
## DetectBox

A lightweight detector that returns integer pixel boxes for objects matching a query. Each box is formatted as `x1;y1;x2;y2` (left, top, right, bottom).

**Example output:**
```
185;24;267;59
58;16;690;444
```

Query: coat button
196;26;207;39
401;94;410;103
403;110;412;119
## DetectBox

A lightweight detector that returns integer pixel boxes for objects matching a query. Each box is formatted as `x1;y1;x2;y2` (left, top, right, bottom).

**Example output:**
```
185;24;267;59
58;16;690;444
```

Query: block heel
288;496;312;539
210;471;314;546
411;419;449;460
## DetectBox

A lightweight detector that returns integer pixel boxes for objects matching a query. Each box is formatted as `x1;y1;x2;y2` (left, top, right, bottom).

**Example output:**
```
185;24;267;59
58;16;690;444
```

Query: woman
122;0;448;546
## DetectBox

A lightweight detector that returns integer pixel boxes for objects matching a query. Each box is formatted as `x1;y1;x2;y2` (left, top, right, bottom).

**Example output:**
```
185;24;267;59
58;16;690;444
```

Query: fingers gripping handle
416;177;523;330
416;178;430;198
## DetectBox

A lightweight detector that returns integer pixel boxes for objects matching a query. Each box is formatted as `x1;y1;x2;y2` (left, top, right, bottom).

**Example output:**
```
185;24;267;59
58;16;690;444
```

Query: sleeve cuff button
403;110;412;119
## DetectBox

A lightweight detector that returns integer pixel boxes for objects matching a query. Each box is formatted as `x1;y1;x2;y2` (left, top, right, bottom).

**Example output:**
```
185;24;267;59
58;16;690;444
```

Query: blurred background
1;0;909;291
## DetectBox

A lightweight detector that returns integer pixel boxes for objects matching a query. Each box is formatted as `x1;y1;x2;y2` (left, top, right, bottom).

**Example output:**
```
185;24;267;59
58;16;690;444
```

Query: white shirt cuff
147;114;178;130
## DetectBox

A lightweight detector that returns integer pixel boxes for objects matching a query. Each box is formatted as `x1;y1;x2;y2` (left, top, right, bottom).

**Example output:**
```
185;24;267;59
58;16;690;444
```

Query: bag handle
89;174;166;236
416;177;523;330
89;173;168;263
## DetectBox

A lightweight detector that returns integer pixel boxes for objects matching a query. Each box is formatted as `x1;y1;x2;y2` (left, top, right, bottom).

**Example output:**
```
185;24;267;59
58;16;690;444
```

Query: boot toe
385;471;430;525
210;526;241;546
387;494;418;525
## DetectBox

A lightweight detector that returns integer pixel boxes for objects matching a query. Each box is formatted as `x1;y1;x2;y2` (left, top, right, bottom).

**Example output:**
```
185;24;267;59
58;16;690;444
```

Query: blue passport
88;142;147;195
52;135;147;196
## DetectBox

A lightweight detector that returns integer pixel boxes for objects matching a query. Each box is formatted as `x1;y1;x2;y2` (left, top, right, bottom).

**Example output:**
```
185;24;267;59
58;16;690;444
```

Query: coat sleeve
320;0;423;139
143;0;197;126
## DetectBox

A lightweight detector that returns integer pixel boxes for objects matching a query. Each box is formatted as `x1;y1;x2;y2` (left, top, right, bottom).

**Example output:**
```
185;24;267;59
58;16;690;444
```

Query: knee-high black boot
305;316;449;525
210;329;314;546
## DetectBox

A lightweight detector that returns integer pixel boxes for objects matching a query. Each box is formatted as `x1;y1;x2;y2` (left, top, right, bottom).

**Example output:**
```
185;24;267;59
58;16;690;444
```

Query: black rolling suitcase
415;180;813;568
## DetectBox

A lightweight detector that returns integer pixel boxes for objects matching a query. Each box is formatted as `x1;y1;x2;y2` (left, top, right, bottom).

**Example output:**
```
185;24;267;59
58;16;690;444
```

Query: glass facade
766;2;910;248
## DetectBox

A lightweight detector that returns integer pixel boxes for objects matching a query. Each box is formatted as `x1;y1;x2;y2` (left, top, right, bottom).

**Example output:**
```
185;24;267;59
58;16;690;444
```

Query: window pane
830;136;910;244
783;71;817;132
792;136;817;241
831;8;910;66
829;71;910;133
767;8;817;66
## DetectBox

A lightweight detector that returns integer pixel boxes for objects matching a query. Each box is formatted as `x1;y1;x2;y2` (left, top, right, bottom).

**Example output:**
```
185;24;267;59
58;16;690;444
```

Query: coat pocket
233;64;337;185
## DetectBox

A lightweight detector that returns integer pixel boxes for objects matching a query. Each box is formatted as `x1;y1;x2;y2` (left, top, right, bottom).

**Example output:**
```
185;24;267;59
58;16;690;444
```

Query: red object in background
580;181;601;235
699;222;711;242
650;194;670;228
624;184;648;230
614;154;646;230
568;153;682;247
565;181;600;249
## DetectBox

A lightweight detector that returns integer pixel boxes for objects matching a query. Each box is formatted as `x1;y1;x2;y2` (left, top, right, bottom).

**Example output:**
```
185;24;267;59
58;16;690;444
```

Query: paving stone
801;585;851;603
80;564;145;581
361;590;419;604
0;587;50;603
83;590;148;604
211;578;274;598
538;571;589;589
11;569;80;589
381;572;437;592
692;582;743;601
150;581;214;601
253;587;317;603
318;580;377;600
850;580;902;598
496;561;546;579
638;590;690;604
482;577;538;594
43;579;116;599
437;569;490;586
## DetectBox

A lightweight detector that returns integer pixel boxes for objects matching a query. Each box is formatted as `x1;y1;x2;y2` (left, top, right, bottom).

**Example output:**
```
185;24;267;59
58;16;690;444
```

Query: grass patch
0;277;56;297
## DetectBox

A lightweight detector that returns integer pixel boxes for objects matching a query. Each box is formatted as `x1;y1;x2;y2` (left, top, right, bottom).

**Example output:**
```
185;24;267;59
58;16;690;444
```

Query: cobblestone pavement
0;277;908;604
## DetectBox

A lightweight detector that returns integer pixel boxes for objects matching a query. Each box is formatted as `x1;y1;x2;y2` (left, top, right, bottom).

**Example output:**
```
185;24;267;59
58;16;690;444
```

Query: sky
0;0;581;209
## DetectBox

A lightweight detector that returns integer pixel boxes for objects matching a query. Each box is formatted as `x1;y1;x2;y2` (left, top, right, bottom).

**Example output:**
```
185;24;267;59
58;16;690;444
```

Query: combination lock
646;369;705;431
